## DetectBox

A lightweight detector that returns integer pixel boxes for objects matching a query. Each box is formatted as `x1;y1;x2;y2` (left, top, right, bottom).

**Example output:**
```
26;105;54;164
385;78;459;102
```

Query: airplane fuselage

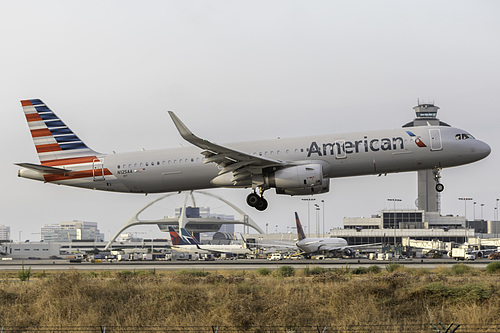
296;237;348;253
19;125;490;194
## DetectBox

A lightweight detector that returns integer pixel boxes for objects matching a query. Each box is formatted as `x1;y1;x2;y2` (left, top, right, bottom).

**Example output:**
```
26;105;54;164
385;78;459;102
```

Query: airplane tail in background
168;227;188;246
168;227;199;246
180;228;200;245
20;99;101;166
295;212;307;241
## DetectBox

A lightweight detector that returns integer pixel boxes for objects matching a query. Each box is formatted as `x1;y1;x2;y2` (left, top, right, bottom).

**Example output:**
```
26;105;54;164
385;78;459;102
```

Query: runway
0;258;493;271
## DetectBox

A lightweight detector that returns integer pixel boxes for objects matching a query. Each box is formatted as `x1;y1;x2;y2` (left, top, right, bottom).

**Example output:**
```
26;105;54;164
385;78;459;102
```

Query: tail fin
20;99;101;166
295;212;307;241
168;227;188;246
180;228;200;245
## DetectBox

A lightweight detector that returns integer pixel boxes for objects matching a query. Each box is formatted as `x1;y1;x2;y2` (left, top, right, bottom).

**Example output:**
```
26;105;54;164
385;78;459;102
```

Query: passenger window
117;165;120;169
146;162;149;166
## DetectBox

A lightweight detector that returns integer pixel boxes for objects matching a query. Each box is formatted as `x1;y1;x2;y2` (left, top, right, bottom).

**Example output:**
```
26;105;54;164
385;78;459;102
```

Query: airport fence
0;323;499;333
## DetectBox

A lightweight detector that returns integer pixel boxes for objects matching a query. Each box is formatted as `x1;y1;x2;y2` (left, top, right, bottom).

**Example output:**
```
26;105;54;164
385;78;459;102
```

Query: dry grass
0;266;498;330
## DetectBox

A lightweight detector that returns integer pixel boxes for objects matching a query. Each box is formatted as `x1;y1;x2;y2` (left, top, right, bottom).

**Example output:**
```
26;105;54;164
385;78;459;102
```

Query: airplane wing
168;111;296;186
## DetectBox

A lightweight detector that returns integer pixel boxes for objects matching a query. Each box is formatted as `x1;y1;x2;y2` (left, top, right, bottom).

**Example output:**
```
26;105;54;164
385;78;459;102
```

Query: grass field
0;263;499;331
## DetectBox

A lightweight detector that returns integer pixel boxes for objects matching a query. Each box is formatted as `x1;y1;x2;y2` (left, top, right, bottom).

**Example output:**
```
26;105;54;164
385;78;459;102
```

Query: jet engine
266;164;330;195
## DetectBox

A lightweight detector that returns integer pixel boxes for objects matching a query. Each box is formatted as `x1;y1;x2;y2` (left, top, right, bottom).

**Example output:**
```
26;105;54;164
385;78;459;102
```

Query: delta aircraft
168;227;250;256
17;99;490;211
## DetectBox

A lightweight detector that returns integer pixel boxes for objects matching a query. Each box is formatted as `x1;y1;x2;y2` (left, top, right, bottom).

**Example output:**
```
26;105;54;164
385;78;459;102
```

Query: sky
1;1;499;242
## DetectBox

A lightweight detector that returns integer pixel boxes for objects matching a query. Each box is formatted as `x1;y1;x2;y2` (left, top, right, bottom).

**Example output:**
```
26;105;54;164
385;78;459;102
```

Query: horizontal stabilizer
15;163;72;174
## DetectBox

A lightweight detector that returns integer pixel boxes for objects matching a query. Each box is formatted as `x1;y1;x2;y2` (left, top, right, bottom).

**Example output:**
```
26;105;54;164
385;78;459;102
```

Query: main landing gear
433;167;445;192
246;189;268;211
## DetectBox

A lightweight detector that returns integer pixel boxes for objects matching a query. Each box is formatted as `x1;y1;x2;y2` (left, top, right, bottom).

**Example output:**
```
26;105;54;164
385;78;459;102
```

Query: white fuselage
19;125;490;194
295;237;349;253
171;244;250;255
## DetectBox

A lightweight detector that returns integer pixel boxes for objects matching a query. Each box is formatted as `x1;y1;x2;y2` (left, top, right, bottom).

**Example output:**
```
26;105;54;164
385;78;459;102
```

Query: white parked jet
168;227;250;256
293;212;350;256
17;99;490;211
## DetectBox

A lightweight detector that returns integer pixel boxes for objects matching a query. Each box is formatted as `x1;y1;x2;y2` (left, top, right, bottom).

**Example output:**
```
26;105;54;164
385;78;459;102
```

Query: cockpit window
456;133;475;140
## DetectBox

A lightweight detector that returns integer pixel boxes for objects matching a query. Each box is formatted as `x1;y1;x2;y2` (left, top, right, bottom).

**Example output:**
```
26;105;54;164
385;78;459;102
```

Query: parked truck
451;248;475;261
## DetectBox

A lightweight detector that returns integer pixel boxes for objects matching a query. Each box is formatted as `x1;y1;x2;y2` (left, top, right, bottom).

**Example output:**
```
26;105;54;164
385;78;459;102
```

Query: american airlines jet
17;99;490;211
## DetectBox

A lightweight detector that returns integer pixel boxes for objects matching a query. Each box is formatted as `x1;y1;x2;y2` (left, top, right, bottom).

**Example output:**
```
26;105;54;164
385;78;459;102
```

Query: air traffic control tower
403;102;450;213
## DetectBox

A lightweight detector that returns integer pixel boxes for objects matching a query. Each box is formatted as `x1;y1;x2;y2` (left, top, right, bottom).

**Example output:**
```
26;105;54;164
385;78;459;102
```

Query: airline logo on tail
19;99;113;183
168;227;199;246
295;212;307;241
21;99;99;165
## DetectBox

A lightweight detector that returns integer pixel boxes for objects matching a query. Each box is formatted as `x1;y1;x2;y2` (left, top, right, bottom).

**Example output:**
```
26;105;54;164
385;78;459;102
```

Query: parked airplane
293;212;352;256
17;99;490;211
168;227;250;256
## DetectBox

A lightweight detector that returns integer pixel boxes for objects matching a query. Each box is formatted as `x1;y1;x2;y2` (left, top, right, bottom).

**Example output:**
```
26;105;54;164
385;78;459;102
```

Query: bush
276;265;295;277
17;262;31;282
352;267;369;275
386;263;402;273
486;261;500;274
256;267;272;276
367;265;382;274
451;263;473;275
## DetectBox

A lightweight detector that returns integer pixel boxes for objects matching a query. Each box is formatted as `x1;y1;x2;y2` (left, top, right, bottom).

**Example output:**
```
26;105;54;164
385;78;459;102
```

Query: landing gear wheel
246;193;260;207
435;183;444;192
255;197;268;211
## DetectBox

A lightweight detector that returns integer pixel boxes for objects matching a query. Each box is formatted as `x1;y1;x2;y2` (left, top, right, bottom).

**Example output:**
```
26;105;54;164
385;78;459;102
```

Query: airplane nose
475;140;491;160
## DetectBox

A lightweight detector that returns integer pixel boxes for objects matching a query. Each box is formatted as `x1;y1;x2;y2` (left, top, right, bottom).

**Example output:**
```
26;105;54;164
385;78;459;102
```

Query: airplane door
429;129;442;151
92;158;105;181
335;140;346;159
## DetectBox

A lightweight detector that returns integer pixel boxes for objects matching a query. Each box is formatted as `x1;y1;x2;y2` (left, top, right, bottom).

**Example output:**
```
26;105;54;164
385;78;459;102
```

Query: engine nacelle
267;164;330;195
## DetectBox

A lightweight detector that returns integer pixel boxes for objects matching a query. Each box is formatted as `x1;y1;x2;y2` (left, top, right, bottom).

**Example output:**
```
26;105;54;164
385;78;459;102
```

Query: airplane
17;99;491;211
168;227;250;256
293;212;353;257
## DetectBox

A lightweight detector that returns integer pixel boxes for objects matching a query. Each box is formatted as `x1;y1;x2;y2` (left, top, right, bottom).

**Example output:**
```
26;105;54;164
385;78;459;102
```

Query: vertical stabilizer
168;227;187;246
180;228;200;245
20;99;101;166
295;212;307;241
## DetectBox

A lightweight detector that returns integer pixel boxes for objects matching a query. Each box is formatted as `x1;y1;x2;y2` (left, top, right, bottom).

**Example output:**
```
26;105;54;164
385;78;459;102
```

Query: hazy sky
2;1;499;241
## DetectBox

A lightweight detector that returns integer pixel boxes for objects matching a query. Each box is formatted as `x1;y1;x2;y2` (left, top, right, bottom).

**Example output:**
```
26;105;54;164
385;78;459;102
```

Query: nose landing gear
246;188;268;211
433;167;444;192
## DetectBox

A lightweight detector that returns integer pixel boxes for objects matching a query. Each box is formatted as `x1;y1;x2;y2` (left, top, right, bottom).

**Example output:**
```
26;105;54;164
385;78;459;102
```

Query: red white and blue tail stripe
20;99;101;166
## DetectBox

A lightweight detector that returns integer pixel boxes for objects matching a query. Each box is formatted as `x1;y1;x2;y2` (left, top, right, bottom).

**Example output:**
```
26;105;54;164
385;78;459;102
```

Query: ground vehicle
488;252;500;260
451;248;476;261
268;253;283;261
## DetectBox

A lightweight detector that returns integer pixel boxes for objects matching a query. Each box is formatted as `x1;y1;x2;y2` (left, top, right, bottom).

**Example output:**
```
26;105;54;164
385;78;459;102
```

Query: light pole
481;204;484;220
387;198;402;211
302;198;316;237
473;202;476;221
314;204;320;235
321;200;325;236
458;197;473;228
496;199;499;221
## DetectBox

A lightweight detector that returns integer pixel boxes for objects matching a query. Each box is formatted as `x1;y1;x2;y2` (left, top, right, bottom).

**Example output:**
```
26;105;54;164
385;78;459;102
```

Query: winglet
168;111;196;142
